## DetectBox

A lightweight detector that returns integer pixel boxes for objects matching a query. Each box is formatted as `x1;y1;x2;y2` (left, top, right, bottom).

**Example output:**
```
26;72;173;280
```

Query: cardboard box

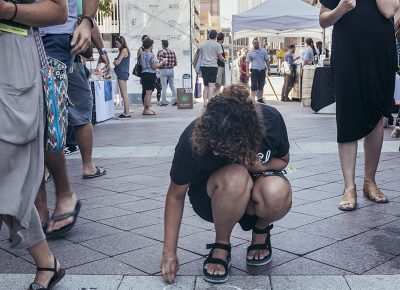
177;88;193;109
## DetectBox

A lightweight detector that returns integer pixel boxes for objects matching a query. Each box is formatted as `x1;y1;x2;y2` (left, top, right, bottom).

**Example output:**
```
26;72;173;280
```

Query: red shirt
239;61;248;79
160;48;177;69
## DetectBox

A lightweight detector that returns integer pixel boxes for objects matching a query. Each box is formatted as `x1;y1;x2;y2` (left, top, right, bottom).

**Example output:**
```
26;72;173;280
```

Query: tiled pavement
1;98;400;289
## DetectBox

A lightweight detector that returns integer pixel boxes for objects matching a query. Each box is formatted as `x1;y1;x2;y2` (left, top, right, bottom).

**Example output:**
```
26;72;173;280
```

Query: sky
220;0;238;27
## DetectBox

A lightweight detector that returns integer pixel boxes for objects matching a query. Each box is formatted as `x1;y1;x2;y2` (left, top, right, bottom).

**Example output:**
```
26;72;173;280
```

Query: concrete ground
1;96;400;290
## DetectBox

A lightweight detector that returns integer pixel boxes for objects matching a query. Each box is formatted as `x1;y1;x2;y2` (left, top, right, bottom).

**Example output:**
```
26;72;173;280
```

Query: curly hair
191;85;266;165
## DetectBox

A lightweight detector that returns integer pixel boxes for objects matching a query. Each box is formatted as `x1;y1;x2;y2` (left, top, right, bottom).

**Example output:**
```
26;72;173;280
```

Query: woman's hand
338;0;356;14
161;251;179;284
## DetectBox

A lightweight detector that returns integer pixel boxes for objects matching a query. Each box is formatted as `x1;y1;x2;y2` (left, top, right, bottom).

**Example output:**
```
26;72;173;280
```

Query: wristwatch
80;15;94;29
98;48;108;55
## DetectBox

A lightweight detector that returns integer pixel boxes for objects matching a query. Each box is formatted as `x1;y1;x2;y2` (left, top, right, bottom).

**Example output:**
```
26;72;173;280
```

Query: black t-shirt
217;43;226;67
170;104;290;189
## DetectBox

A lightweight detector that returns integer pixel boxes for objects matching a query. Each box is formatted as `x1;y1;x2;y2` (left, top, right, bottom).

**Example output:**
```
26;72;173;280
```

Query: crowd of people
0;0;399;289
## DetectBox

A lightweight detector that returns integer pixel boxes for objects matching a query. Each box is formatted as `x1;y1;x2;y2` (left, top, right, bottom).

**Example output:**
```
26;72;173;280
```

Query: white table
91;80;117;123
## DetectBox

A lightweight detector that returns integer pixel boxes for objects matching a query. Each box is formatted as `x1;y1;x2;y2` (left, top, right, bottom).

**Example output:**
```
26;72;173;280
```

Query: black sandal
246;224;273;266
46;200;81;238
203;243;231;284
29;257;65;290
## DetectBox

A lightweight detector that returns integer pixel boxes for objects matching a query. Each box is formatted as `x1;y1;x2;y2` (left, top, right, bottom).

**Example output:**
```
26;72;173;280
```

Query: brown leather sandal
338;188;357;211
363;180;389;203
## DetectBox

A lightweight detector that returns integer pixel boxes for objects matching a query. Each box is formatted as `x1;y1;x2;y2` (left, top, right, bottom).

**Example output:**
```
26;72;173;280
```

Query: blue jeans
160;68;177;104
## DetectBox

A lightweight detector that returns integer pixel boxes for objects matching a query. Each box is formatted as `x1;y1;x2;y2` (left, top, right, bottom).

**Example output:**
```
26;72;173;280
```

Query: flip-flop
142;110;156;116
82;166;107;179
46;200;81;238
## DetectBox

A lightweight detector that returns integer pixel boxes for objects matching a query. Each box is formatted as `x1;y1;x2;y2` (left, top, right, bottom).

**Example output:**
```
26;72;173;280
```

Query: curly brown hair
191;85;266;165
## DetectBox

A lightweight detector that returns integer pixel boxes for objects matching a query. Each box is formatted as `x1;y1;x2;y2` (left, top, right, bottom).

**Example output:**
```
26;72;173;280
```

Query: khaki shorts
216;66;225;85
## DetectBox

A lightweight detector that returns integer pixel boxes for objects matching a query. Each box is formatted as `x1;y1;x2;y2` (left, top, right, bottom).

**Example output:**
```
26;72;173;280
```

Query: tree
98;0;113;16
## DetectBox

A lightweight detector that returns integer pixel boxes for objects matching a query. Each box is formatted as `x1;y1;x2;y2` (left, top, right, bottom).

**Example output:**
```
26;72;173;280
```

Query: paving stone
23;243;107;269
290;179;330;190
0;257;34;274
378;220;400;234
181;215;216;230
178;232;246;256
177;258;250;277
346;275;400;290
271;276;349;290
266;257;350;275
230;244;298;275
132;223;205;242
364;256;400;274
58;221;122;243
80;206;134;221
272;230;336;255
292;197;346;218
100;182;151;193
291;198;312;207
67;257;146;275
76;188;119;200
275;212;322;229
143;207;196;219
292;188;342;202
0;274;35;289
362;202;400;217
81;232;159;256
195;276;271;290
100;213;161;230
381;181;400;193
86;193;146;205
57;274;123;289
305;241;395;274
0;248;15;261
115;244;201;274
330;209;398;229
118;276;195;290
114;199;165;213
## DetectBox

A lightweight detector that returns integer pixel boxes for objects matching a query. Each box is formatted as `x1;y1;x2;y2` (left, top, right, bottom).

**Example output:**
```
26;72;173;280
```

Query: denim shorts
42;34;74;70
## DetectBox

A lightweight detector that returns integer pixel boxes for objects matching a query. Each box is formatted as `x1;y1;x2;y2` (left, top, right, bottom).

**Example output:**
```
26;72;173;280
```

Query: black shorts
200;66;218;86
251;69;266;92
141;72;157;91
188;171;289;231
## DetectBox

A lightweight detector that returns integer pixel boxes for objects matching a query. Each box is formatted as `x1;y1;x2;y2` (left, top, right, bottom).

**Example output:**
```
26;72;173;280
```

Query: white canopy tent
232;0;324;40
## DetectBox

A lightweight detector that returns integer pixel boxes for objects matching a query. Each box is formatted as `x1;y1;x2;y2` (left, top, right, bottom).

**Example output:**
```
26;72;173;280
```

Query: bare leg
34;179;48;226
203;85;209;106
28;240;60;287
258;89;264;101
364;118;384;182
251;90;257;101
246;176;292;260
337;141;358;210
43;151;78;232
204;164;253;276
143;90;153;114
74;123;98;176
118;79;130;115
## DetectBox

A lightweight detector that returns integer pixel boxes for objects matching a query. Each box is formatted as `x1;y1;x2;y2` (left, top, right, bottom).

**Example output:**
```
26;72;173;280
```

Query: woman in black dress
320;0;399;211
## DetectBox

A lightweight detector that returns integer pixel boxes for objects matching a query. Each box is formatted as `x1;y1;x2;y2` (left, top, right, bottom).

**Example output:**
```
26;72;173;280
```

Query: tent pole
231;32;235;84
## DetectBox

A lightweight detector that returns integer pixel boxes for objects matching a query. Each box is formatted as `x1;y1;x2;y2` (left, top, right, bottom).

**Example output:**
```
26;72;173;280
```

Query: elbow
319;19;329;29
55;8;68;25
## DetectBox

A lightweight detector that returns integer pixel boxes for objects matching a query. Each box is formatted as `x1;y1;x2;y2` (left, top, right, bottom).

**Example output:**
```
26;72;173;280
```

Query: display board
119;0;192;97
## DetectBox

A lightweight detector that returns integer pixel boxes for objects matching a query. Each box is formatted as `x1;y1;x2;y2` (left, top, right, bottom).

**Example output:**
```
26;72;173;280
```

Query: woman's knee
252;177;292;213
208;164;253;200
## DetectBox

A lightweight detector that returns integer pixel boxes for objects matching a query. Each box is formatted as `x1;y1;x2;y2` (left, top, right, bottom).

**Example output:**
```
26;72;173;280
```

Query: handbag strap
32;28;49;69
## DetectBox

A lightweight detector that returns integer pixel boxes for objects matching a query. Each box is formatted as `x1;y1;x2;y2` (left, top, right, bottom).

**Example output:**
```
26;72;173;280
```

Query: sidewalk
1;100;400;289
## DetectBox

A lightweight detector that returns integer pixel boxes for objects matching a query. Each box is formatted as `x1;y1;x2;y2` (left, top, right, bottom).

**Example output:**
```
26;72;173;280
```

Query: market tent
232;0;324;39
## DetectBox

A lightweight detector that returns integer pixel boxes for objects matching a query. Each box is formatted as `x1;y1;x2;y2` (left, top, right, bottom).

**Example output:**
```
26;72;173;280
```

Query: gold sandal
363;180;388;203
338;188;357;211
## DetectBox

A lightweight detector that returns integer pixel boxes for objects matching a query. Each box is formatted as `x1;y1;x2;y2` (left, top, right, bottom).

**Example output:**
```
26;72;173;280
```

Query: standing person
302;38;317;65
159;40;178;106
316;41;323;56
156;50;164;103
35;0;101;237
281;45;298;102
239;56;249;85
246;38;270;103
161;85;292;284
320;0;398;211
141;38;167;115
0;1;68;289
215;32;226;93
114;35;131;118
200;29;226;106
232;50;242;84
137;35;149;104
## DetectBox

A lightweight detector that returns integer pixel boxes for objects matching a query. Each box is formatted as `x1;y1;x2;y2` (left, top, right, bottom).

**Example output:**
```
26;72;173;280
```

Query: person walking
246;38;270;103
200;29;226;106
215;32;226;93
114;35;131;118
281;45;298;102
159;40;178;106
161;85;292;284
320;0;399;211
141;38;167;115
0;1;68;289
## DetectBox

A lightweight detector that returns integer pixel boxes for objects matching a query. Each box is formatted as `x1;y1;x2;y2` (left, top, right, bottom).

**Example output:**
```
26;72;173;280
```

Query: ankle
364;178;375;184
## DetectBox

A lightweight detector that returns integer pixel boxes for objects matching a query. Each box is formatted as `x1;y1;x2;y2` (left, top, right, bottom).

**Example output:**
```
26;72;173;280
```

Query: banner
119;0;192;97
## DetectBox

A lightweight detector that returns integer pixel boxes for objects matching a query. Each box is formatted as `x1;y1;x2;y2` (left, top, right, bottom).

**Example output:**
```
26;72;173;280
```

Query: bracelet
9;2;17;22
80;16;94;29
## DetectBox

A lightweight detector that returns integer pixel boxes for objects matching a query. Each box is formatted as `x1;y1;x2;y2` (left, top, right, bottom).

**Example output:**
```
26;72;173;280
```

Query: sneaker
257;99;265;104
171;102;177;106
64;145;80;155
160;102;169;106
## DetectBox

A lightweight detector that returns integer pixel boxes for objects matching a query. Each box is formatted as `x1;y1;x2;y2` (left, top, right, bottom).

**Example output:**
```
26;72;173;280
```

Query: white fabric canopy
232;0;324;39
